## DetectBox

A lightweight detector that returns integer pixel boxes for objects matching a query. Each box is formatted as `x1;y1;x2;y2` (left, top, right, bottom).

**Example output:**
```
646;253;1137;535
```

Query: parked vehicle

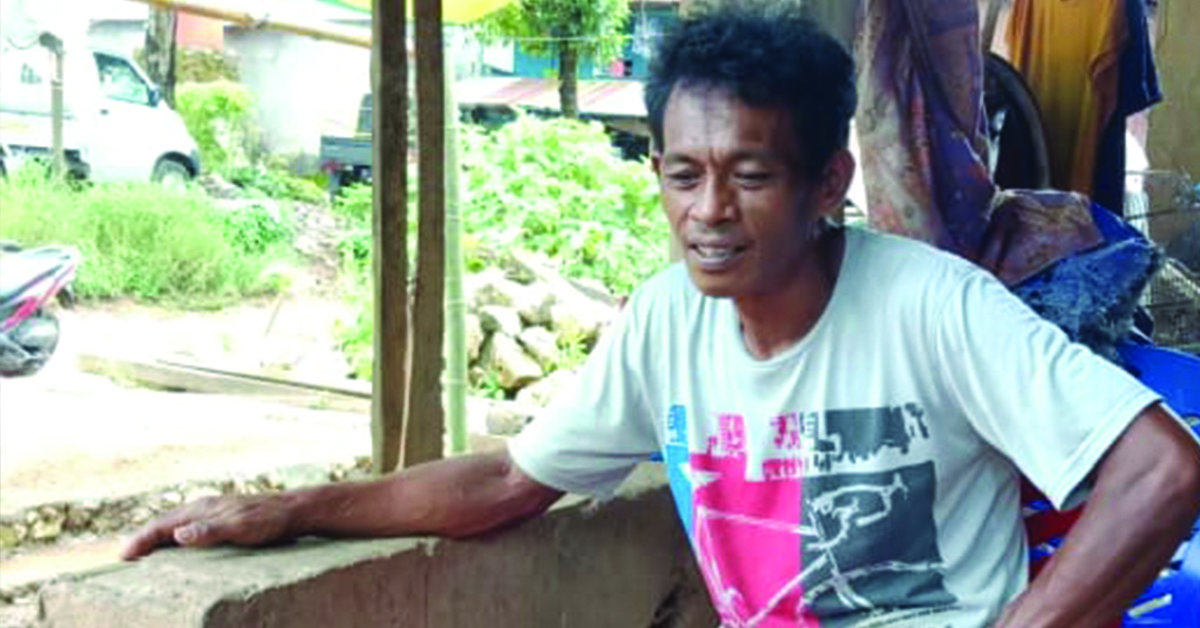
0;0;200;184
0;242;78;377
319;93;374;196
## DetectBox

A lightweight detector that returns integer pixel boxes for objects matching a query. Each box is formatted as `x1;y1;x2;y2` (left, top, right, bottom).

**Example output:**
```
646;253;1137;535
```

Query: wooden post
371;0;410;475
404;0;447;467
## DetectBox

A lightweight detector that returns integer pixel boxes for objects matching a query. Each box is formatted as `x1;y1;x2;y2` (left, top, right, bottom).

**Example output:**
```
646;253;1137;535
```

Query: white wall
226;28;371;169
87;20;145;58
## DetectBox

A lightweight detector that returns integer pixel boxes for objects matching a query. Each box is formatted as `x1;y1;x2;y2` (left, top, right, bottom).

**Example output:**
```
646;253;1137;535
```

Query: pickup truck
319;93;373;196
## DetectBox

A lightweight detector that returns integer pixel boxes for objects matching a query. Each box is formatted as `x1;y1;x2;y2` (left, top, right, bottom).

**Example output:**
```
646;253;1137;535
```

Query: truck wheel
152;159;192;189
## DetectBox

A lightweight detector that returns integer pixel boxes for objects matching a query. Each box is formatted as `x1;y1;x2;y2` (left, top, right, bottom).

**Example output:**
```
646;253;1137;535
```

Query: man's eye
735;172;772;185
667;172;700;186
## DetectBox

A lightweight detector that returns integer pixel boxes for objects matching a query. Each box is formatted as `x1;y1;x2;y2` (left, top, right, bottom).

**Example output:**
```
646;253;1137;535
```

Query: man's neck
734;226;845;360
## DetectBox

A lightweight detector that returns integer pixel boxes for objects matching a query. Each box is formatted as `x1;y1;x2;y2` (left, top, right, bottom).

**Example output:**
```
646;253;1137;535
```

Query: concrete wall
37;465;718;628
225;28;372;164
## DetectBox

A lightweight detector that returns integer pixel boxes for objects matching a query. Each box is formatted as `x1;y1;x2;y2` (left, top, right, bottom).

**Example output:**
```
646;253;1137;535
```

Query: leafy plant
333;115;668;381
476;369;509;401
228;165;326;204
177;48;241;83
213;201;295;256
553;329;591;372
0;163;291;304
459;115;667;295
175;81;258;173
333;183;375;223
477;0;631;118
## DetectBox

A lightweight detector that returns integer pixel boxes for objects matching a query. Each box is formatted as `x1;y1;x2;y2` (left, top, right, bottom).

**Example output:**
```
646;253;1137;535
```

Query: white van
0;41;200;184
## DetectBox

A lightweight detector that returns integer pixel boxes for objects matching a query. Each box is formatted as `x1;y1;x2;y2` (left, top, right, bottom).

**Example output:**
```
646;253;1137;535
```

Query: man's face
653;85;825;299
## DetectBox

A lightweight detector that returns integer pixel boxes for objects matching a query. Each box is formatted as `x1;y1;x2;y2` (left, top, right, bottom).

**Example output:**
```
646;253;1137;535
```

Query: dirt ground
0;292;370;515
0;197;385;624
0;233;381;628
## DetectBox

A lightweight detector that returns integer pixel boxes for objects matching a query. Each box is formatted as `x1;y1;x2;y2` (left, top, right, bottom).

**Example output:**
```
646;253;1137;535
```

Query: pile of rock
0;458;373;556
464;251;620;434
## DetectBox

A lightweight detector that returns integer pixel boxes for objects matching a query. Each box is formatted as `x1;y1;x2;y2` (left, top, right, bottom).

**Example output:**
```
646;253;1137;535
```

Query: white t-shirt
510;227;1160;628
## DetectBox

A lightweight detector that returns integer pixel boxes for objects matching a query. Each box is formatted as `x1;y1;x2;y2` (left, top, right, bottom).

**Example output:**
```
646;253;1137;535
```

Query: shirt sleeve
507;290;661;498
934;269;1161;510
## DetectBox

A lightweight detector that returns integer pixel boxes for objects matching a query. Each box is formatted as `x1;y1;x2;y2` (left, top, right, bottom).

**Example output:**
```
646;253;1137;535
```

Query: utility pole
38;32;66;182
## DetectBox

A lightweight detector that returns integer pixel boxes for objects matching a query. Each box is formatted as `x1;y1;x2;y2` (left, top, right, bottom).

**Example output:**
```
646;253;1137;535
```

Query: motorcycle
0;241;79;376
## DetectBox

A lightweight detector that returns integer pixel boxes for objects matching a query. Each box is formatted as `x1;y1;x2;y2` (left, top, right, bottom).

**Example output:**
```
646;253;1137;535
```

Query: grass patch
0;165;293;305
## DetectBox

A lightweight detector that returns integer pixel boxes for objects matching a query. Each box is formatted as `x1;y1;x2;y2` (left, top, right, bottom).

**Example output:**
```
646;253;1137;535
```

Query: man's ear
815;149;856;218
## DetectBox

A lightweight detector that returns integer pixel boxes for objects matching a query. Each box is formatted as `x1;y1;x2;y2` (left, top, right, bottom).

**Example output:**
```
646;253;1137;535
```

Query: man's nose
692;178;735;225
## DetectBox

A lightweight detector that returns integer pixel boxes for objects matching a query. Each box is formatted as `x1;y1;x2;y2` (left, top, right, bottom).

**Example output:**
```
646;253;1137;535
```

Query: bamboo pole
443;42;468;455
125;0;371;48
403;0;447;467
371;0;410;474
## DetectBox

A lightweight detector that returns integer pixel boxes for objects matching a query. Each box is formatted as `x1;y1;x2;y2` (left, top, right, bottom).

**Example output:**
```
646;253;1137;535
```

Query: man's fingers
121;510;195;560
120;496;281;559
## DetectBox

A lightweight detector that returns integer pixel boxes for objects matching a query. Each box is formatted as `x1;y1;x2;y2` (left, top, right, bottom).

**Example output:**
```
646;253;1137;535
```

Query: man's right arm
121;448;565;560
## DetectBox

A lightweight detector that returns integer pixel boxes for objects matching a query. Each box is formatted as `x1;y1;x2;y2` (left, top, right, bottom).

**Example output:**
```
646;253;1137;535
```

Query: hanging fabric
1092;0;1162;215
1006;0;1128;197
856;0;995;257
856;0;1103;286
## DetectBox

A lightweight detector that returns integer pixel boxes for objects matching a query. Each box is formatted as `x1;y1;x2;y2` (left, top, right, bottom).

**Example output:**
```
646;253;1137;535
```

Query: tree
143;8;178;107
479;0;630;119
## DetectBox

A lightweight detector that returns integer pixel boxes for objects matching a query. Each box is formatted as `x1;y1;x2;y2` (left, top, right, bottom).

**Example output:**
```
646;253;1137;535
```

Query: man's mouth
689;243;749;269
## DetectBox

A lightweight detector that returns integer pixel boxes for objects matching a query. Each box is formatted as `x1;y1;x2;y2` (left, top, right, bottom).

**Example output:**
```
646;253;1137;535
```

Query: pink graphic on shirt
689;414;819;627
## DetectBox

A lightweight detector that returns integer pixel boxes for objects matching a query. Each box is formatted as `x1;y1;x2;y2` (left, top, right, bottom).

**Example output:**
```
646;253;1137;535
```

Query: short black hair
645;2;857;179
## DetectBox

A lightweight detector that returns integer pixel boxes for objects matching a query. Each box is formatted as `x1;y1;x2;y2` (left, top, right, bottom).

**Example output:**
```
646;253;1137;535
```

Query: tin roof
457;76;646;118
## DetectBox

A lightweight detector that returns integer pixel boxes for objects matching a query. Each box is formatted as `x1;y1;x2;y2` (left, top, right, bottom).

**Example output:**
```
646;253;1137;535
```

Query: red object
1021;480;1121;628
177;13;224;52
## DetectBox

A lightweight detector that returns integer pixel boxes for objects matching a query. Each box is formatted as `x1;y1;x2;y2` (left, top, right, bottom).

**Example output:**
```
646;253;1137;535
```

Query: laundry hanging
1006;0;1128;198
1092;0;1162;215
856;0;1103;286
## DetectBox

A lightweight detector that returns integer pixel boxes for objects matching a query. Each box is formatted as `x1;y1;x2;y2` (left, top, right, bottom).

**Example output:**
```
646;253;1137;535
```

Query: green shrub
135;48;240;84
214;200;295;256
176;81;257;173
228;165;326;204
178;48;241;83
333;183;374;223
333;115;669;381
460;116;666;295
0;166;291;304
333;116;667;294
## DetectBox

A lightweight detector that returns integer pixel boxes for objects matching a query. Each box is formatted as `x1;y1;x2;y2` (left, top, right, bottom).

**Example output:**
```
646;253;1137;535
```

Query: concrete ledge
37;466;717;628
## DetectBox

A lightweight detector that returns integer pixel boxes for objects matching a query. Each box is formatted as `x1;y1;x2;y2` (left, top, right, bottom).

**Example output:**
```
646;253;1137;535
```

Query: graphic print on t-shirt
664;404;959;627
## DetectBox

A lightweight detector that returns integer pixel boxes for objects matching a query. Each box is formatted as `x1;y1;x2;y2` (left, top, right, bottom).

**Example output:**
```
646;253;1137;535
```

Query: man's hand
122;494;298;560
120;449;563;562
996;403;1200;628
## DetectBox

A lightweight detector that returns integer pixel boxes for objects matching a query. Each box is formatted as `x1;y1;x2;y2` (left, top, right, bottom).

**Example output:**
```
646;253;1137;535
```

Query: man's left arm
996;403;1200;628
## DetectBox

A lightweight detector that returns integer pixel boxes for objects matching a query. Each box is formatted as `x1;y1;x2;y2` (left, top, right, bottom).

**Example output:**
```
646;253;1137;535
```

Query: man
125;6;1200;627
